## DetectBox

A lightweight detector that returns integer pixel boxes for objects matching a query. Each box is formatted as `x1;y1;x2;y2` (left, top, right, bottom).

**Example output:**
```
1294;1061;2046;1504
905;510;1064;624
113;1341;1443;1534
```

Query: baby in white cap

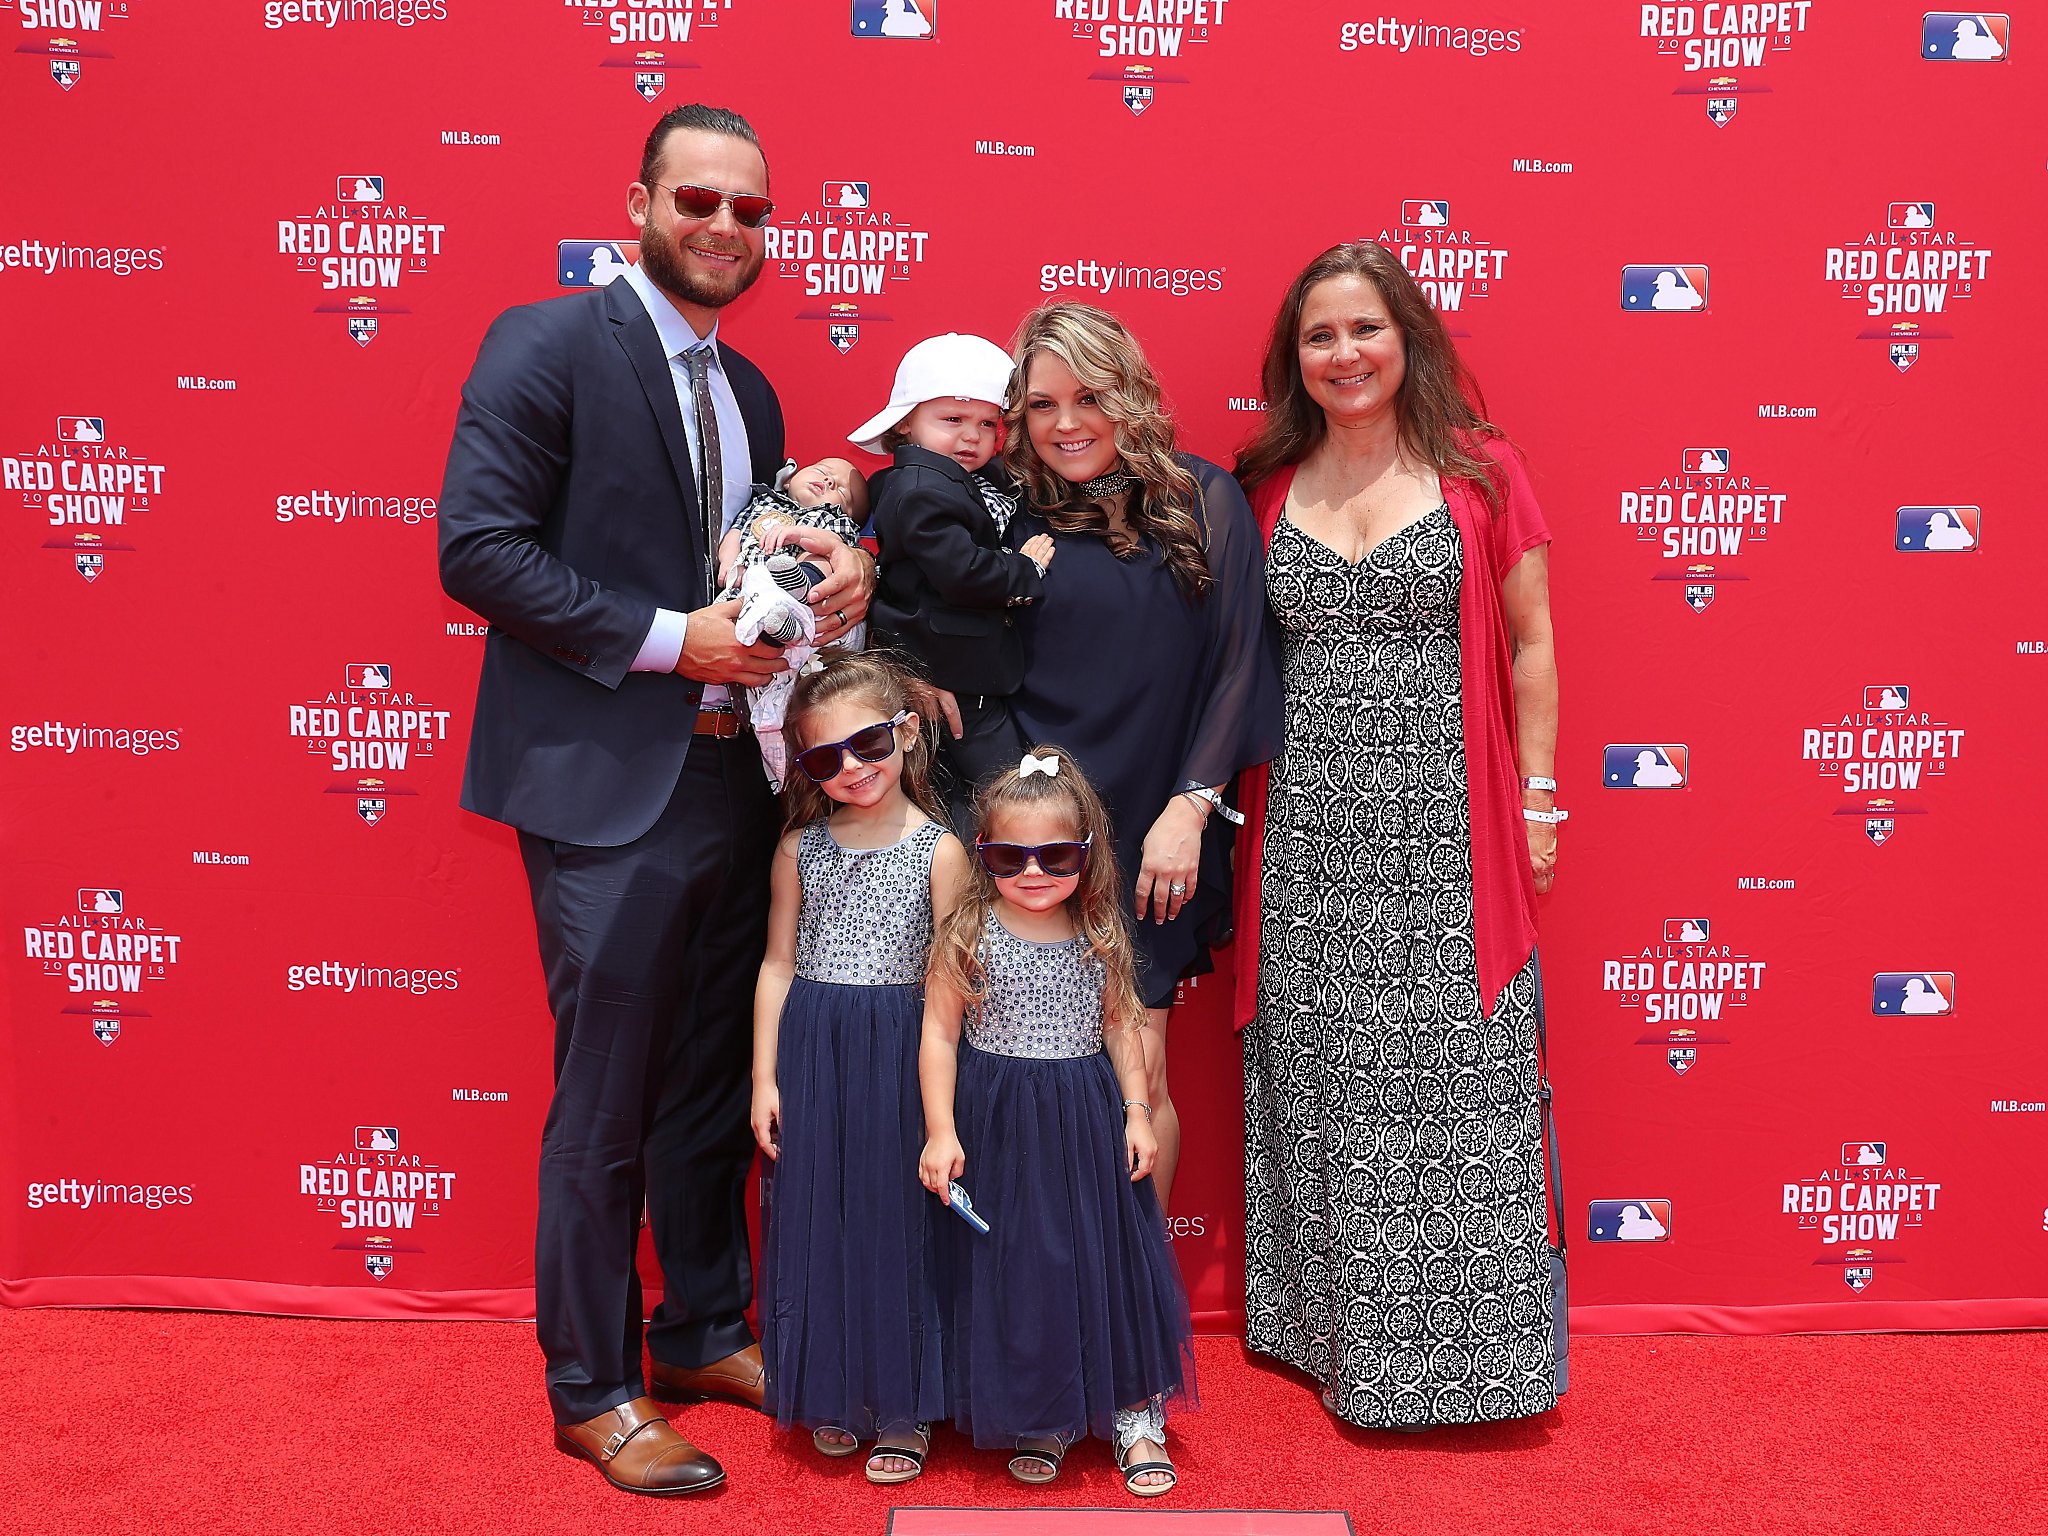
851;333;1056;832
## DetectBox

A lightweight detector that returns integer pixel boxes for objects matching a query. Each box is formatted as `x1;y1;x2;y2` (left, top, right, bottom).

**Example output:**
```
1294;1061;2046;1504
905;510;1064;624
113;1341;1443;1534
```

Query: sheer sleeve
1178;457;1285;789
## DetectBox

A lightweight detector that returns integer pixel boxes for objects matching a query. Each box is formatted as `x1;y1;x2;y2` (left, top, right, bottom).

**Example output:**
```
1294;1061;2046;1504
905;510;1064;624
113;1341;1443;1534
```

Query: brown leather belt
693;708;744;739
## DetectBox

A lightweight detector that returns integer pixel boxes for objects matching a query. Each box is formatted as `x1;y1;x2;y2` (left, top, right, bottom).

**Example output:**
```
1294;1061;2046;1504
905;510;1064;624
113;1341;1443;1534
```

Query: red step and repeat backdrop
4;2;2044;1334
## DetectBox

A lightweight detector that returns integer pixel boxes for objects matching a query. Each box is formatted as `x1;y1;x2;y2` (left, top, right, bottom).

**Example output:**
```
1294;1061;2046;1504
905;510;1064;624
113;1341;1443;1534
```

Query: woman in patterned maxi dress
1231;243;1562;1429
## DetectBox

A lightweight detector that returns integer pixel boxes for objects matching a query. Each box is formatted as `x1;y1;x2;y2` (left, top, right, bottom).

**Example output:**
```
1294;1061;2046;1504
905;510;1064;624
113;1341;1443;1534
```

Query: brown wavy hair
927;746;1146;1034
1002;303;1212;599
780;648;945;830
1234;242;1512;516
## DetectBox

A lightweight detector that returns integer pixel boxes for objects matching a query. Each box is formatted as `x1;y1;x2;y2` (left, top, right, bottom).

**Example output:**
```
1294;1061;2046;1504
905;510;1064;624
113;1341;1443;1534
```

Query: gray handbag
1533;952;1568;1395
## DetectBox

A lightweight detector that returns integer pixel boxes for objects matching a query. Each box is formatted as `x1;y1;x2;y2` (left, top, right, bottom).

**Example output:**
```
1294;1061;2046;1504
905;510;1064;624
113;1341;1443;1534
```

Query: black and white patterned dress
1243;506;1555;1429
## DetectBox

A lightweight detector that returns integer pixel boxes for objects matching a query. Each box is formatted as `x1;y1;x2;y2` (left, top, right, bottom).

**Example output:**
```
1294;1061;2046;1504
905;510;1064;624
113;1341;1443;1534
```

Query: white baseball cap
848;332;1015;454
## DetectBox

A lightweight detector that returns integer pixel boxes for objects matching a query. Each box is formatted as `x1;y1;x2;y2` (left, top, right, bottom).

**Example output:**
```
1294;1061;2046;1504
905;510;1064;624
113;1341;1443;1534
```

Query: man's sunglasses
794;710;911;784
975;835;1092;880
658;182;775;229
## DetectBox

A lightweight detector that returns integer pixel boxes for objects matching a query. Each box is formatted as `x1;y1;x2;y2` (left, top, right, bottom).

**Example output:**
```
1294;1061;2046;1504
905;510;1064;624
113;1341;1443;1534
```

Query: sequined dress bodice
965;912;1107;1060
793;818;947;985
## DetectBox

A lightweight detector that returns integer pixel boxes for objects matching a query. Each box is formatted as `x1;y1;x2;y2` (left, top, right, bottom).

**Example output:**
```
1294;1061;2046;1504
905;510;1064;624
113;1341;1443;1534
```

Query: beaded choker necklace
1079;469;1136;499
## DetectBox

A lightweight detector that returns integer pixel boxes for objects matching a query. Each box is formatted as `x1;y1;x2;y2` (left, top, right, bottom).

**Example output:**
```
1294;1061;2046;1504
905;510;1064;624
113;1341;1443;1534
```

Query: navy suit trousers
519;733;777;1424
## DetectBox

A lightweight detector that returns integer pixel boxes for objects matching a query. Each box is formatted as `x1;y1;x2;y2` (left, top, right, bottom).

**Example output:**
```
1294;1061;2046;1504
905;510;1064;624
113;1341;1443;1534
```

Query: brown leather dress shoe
555;1397;725;1496
649;1342;766;1411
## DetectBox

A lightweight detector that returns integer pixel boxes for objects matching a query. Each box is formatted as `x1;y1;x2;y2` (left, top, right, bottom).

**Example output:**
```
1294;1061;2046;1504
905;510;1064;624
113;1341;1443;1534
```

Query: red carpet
2;1311;2040;1536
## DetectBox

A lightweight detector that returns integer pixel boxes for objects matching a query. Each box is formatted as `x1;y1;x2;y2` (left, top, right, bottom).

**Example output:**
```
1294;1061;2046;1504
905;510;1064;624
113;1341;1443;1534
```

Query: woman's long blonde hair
780;649;946;830
927;747;1146;1032
1001;303;1213;599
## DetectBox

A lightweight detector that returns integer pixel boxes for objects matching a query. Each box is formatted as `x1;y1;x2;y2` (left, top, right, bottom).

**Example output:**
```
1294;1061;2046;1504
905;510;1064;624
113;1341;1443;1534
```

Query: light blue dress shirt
618;259;755;680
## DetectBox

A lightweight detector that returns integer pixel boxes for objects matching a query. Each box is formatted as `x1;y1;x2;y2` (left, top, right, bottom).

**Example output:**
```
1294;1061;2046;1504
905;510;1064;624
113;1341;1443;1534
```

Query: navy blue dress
944;910;1196;1447
759;818;949;1436
1010;454;1282;1006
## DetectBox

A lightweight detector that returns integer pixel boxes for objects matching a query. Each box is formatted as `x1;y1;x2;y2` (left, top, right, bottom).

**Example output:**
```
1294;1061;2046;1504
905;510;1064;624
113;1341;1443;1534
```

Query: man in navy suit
439;105;871;1497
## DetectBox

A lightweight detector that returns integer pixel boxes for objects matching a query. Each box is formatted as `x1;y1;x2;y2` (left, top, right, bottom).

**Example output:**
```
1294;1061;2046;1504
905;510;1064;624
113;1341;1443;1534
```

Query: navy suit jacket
438;280;785;846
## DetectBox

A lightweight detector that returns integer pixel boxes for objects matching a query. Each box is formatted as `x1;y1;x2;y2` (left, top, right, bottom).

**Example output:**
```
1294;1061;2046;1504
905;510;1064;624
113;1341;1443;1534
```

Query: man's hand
782;527;876;645
677;599;789;686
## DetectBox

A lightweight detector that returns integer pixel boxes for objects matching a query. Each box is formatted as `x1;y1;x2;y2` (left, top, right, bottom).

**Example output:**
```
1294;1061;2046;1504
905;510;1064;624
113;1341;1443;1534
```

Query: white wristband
1521;776;1558;792
1523;806;1569;824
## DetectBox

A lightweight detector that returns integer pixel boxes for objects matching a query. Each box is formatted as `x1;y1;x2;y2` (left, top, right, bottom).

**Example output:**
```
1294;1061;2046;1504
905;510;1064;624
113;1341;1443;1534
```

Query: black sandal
1007;1432;1072;1485
1115;1401;1176;1498
1117;1437;1177;1498
811;1426;860;1459
864;1423;931;1486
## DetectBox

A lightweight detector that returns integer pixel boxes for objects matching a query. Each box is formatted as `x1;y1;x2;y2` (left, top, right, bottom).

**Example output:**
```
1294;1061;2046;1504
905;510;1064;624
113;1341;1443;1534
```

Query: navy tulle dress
943;909;1196;1447
1009;455;1282;1007
759;817;949;1435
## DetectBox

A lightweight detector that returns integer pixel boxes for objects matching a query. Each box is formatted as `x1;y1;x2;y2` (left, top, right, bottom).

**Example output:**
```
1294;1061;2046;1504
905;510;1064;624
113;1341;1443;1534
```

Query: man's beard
638;214;763;311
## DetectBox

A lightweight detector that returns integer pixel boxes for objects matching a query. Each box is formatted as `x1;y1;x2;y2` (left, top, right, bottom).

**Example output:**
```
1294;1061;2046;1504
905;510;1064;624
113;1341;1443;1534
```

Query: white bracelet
1180;785;1246;827
1523;806;1569;824
1521;776;1558;792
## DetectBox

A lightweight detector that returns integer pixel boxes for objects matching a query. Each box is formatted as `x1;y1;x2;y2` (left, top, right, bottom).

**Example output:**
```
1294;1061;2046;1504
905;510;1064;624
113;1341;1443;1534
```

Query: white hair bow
1019;752;1060;778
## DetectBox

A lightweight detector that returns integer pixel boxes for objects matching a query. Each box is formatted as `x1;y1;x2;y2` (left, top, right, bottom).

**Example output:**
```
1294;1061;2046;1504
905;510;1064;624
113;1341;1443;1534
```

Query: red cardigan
1232;438;1552;1028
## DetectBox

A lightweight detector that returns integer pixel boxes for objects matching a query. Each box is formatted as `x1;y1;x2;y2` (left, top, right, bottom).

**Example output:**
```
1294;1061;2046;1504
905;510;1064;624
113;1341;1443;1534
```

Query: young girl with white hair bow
917;748;1194;1498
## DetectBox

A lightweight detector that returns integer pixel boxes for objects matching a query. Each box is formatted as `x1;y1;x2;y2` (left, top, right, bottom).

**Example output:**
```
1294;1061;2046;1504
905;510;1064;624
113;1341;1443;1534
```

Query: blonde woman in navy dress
750;651;970;1485
918;751;1195;1498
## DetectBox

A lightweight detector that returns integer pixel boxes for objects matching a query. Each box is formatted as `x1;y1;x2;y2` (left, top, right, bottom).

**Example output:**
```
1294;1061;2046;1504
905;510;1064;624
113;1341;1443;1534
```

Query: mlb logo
1684;583;1715;613
557;240;638;288
1890;341;1920;371
1402;201;1451;228
1872;971;1956;1016
348;315;377;347
1865;816;1896;846
1706;95;1737;126
1895;505;1979;552
1862;684;1910;711
338;175;386;204
1124;84;1154;114
75;552;104;582
1667;1046;1696;1075
1842;1141;1888;1166
1844;1263;1875;1293
1602;744;1689;789
93;1017;121;1046
1681;447;1729;474
357;796;388;827
1587;1200;1673;1242
365;1253;394;1280
827;181;871;209
345;663;392;690
51;58;79;89
851;0;935;38
1888;201;1937;229
635;70;664;102
78;888;123;914
1663;918;1711;943
1621;265;1709;312
356;1126;401;1151
1922;12;2009;61
58;416;106;443
828;323;859;354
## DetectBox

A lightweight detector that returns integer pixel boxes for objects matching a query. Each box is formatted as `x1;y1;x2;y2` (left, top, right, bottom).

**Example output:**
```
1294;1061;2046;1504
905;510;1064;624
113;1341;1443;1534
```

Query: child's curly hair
927;746;1146;1032
781;649;945;830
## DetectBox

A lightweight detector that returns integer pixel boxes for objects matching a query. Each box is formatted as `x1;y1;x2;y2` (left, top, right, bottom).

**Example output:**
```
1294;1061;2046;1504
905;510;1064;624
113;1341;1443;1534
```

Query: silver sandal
1114;1399;1176;1498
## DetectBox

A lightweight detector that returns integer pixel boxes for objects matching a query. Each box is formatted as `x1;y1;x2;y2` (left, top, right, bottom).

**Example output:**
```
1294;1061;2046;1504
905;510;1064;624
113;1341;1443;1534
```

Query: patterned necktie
682;344;724;603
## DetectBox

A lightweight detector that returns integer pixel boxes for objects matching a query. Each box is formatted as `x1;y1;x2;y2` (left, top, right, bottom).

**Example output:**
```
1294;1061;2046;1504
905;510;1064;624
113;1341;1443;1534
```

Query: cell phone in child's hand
946;1180;991;1235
